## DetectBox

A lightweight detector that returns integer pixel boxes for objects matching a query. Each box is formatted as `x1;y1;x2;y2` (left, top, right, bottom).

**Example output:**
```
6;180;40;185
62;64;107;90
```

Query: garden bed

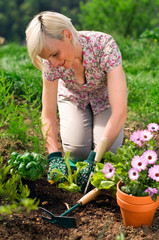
0;122;159;240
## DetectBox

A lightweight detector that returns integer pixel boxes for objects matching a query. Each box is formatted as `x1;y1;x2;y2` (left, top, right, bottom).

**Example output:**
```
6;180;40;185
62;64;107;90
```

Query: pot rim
117;180;159;205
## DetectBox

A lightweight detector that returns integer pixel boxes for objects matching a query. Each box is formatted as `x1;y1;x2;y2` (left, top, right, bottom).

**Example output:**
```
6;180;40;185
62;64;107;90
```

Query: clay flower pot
116;180;159;227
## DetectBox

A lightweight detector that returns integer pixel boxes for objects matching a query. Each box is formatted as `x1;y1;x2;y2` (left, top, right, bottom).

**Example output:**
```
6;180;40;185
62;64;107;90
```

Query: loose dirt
0;121;159;240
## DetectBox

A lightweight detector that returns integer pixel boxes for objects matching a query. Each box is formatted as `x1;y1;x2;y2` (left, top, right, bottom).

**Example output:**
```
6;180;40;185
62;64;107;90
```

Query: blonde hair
25;11;78;71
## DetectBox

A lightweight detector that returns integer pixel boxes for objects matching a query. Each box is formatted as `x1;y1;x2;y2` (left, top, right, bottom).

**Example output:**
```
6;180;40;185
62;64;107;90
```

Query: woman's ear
63;29;73;40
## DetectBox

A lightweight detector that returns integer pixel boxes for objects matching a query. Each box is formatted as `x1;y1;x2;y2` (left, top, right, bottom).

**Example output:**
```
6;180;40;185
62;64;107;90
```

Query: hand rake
39;187;100;228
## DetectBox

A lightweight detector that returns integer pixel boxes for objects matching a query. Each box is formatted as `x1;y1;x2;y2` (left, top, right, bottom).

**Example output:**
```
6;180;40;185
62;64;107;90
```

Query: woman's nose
49;57;58;68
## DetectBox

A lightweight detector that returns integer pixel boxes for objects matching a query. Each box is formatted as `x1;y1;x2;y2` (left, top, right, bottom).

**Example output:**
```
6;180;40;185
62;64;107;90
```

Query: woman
25;11;127;186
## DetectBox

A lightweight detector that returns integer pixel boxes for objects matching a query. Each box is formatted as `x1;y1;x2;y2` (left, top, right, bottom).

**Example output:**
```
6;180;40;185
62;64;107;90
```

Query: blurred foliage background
0;0;159;42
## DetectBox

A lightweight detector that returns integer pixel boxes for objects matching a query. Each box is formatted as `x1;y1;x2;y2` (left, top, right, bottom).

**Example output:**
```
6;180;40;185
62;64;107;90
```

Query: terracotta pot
116;180;159;227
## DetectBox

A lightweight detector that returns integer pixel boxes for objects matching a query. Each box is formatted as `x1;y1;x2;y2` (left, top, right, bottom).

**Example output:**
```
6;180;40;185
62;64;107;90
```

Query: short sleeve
99;36;122;72
43;59;60;82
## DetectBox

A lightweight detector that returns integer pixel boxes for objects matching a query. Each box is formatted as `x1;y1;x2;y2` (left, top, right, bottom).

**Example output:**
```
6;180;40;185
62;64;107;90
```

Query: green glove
47;151;68;182
77;151;96;191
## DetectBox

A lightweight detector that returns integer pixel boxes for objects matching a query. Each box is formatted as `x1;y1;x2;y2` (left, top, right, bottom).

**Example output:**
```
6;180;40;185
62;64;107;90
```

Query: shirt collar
78;32;94;67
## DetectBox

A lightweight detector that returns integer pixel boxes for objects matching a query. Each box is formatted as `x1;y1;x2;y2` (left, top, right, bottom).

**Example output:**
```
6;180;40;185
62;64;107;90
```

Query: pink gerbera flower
131;155;147;172
103;162;115;179
128;168;139;180
148;165;159;182
147;123;159;132
130;131;142;147
141;150;158;165
140;130;153;142
144;187;158;197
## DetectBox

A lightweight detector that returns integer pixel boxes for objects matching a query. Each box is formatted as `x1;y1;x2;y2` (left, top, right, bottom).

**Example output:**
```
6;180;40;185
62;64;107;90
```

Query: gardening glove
77;151;96;192
47;151;68;183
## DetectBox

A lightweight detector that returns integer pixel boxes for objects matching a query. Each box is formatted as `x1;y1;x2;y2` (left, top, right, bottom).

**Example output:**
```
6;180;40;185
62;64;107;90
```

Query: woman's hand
47;151;68;182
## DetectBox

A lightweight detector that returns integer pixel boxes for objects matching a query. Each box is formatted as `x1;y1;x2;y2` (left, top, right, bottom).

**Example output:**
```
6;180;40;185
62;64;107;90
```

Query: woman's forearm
102;110;127;151
42;116;59;154
96;63;127;153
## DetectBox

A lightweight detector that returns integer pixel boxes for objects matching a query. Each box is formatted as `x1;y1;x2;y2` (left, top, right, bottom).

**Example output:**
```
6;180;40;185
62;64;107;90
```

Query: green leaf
18;162;25;171
95;162;104;172
99;180;115;189
31;152;41;161
112;173;122;183
73;161;87;184
28;168;38;181
64;151;73;184
121;185;131;194
26;161;38;169
40;162;47;171
58;183;80;193
50;168;68;182
152;194;157;202
11;152;19;160
90;171;106;188
21;152;33;160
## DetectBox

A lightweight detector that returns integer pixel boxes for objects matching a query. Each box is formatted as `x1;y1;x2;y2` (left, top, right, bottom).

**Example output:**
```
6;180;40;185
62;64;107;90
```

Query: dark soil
0;121;159;240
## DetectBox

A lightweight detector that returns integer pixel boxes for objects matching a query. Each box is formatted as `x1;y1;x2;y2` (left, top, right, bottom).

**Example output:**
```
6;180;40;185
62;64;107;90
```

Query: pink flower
144;187;158;197
103;162;115;179
148;165;159;182
130;131;142;147
128;168;139;180
141;150;158;165
140;130;153;142
147;123;159;132
131;155;147;172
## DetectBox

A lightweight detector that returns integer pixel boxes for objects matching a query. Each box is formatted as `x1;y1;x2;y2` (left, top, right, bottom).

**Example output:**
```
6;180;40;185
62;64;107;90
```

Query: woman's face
40;30;76;69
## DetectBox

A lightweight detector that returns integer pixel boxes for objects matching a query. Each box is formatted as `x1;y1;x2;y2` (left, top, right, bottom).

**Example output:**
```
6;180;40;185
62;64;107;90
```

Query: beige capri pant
58;96;124;162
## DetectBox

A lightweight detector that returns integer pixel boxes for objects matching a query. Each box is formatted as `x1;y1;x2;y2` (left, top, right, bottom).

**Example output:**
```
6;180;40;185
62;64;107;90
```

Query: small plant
0;74;16;129
0;156;38;218
115;231;125;240
8;152;47;181
91;123;159;201
49;151;87;193
7;108;28;142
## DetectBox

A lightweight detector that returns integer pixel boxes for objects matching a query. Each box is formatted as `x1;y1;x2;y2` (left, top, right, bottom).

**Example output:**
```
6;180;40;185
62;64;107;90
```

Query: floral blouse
43;31;122;115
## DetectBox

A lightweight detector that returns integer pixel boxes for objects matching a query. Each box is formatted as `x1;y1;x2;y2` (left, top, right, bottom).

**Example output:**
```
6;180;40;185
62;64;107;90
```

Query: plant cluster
0;74;45;153
8;152;47;182
140;27;159;42
91;123;159;201
0;157;38;218
49;151;88;193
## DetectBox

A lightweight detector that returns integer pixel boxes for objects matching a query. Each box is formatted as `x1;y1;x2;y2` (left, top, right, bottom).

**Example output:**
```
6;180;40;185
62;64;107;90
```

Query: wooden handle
78;188;100;206
95;137;108;162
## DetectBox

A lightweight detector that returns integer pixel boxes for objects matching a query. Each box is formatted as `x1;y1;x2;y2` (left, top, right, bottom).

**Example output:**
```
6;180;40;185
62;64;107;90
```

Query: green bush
140;27;159;41
78;0;159;38
0;157;38;218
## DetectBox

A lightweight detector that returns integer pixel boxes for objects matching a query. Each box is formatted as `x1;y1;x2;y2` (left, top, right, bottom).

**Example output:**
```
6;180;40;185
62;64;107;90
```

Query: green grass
115;36;159;126
0;38;159;134
0;73;45;154
0;43;42;102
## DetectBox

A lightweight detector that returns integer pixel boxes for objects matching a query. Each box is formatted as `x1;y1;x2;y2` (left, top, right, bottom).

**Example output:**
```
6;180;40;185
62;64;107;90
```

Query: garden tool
83;137;108;194
39;187;100;228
